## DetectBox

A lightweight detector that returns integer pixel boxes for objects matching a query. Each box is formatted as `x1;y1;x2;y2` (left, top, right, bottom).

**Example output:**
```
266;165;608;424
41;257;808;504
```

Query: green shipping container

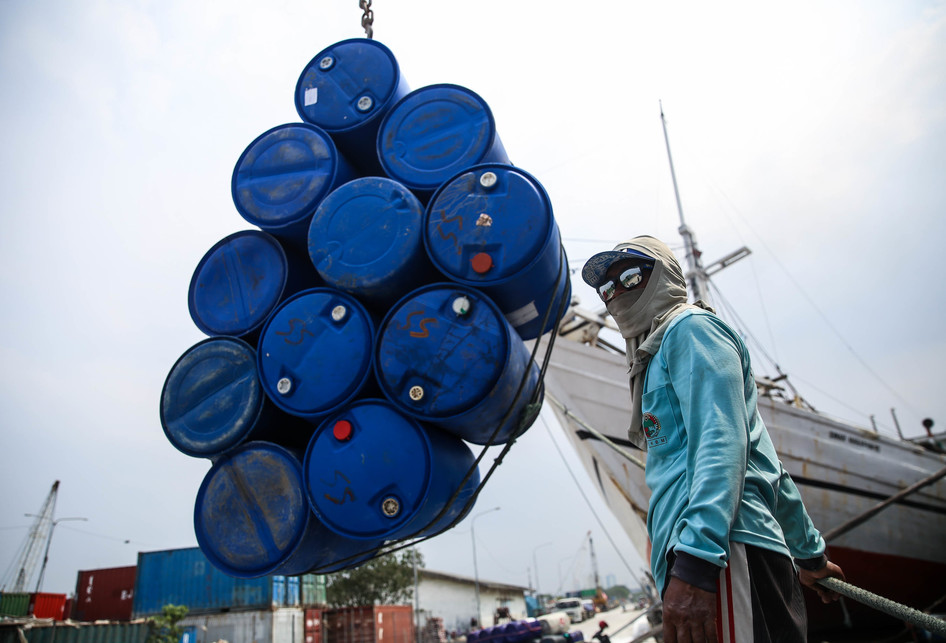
302;574;326;606
0;621;150;643
0;592;30;617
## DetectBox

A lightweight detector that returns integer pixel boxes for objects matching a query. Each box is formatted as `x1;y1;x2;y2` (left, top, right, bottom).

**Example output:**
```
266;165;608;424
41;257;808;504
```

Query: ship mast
660;102;711;304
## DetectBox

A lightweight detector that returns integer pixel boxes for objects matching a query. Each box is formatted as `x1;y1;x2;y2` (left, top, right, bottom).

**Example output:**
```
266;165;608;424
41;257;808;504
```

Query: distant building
604;574;616;589
416;569;528;634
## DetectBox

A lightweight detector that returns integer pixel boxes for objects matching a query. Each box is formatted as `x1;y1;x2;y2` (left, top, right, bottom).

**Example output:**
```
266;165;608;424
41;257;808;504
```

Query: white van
554;598;584;623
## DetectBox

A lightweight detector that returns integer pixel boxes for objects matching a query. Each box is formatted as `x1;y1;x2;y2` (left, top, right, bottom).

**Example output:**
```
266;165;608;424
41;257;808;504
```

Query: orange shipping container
30;592;67;620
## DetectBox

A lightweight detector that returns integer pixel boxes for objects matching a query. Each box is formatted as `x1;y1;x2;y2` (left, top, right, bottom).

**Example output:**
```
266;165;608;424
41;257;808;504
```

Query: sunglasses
598;266;647;302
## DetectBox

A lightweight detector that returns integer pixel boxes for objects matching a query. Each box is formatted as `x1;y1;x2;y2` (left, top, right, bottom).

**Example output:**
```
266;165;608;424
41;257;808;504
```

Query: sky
1;0;945;600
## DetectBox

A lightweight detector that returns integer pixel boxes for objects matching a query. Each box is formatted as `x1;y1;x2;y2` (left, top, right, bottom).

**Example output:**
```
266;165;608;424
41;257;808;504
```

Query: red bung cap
333;420;353;441
471;252;493;274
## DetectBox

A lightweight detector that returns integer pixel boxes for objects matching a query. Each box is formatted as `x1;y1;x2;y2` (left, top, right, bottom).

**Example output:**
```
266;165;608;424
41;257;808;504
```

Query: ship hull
541;336;946;632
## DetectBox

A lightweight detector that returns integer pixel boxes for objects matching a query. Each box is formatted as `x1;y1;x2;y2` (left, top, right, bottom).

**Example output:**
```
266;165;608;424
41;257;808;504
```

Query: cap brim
581;248;653;287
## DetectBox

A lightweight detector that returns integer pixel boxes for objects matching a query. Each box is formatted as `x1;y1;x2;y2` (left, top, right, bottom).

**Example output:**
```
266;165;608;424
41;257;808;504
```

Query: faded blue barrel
194;441;378;577
257;288;375;421
308;177;437;310
188;230;318;342
425;164;570;340
295;39;409;175
304;399;479;541
375;284;543;444
231;123;358;248
160;337;313;458
377;84;509;196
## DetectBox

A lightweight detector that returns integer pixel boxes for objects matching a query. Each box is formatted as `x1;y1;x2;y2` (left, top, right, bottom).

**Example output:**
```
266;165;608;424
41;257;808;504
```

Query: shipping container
72;565;136;621
179;607;304;643
305;608;323;643
133;547;304;616
28;593;67;620
0;620;150;643
302;574;327;606
323;606;414;643
0;593;29;618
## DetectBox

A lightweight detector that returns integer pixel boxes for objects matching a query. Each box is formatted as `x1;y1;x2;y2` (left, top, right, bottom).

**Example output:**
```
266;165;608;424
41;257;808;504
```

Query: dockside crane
1;481;60;592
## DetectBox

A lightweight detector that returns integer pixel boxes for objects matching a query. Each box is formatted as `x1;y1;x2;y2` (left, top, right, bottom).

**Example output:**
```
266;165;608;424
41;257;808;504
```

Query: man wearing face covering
582;236;845;643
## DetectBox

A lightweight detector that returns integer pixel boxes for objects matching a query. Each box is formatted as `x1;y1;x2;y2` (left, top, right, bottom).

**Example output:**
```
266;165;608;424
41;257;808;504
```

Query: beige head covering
601;236;713;448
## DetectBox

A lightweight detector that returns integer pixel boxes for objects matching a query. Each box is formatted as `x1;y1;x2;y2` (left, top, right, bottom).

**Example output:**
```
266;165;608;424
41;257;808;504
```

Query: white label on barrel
505;301;539;327
304;87;319;106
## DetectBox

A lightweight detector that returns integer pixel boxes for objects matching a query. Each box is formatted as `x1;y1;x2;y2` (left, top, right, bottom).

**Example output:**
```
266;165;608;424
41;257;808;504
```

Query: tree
605;584;631;600
326;549;423;607
147;604;189;643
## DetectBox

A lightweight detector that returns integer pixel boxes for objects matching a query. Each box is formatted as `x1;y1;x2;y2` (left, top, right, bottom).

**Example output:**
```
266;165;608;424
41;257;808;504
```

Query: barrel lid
295;39;402;133
257;288;374;418
376;284;508;418
232;123;340;230
194;442;309;578
305;399;432;539
425;165;553;283
188;230;288;337
378;84;496;191
160;337;263;457
308;177;425;289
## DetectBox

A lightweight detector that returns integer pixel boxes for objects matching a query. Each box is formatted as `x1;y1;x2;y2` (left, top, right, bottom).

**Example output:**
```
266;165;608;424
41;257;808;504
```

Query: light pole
471;506;500;629
531;542;553;607
26;514;87;593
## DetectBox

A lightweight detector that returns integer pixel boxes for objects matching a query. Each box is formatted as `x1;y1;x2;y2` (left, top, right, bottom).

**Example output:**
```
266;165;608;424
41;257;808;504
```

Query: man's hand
662;576;717;643
798;559;845;603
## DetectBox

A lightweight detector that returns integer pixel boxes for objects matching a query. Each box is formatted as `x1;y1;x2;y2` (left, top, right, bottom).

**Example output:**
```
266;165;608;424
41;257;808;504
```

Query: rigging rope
817;577;946;637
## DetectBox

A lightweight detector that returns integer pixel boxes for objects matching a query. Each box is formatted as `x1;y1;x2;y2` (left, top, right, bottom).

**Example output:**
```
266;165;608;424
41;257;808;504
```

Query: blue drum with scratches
308;177;436;309
232;123;357;247
194;441;377;577
188;230;317;342
375;284;543;444
425;164;570;339
257;288;374;420
304;399;479;541
377;84;509;195
295;39;409;174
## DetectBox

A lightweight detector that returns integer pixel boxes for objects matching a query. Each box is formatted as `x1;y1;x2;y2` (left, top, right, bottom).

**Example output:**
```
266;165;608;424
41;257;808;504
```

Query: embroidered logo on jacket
644;413;667;447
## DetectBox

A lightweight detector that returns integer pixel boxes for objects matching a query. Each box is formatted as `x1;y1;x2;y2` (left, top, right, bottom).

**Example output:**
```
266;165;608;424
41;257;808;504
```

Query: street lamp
26;514;87;593
532;542;553;605
471;506;501;629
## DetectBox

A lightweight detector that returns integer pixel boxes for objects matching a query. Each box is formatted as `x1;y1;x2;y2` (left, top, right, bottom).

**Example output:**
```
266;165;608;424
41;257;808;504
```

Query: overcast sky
1;0;944;599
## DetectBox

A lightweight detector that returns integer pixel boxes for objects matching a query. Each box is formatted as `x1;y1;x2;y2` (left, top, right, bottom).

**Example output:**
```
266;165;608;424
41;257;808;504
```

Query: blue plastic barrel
377;84;509;196
188;230;318;342
308;177;437;310
194;441;378;577
295;39;409;175
257;288;375;421
160;337;314;459
304;399;479;541
375;284;543;444
425;164;571;340
231;123;357;248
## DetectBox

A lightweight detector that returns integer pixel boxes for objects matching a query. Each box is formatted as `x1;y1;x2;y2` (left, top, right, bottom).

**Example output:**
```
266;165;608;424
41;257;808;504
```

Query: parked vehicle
552;598;583;624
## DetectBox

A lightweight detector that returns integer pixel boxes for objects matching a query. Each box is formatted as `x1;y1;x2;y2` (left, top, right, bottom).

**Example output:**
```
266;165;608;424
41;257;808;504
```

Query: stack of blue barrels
159;38;571;578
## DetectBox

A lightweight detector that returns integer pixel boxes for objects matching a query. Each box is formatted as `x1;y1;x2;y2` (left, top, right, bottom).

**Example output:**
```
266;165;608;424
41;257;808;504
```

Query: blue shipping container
132;547;305;617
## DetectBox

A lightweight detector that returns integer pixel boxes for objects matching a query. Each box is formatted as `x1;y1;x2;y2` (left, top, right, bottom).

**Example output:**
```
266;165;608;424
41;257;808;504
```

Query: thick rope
545;392;645;471
817;577;946;637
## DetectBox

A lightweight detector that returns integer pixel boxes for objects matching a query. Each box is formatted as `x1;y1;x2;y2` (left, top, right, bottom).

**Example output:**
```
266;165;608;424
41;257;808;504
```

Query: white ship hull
540;333;946;630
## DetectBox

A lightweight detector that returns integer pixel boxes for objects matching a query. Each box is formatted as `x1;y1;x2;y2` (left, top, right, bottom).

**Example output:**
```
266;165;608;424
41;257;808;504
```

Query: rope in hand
816;577;946;636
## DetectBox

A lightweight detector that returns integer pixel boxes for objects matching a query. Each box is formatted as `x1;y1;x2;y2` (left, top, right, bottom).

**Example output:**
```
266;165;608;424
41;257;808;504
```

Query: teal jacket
643;309;825;595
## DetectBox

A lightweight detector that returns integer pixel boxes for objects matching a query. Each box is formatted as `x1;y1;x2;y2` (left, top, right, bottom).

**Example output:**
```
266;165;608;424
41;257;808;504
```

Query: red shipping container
72;565;137;622
306;608;323;643
29;593;67;620
324;606;414;643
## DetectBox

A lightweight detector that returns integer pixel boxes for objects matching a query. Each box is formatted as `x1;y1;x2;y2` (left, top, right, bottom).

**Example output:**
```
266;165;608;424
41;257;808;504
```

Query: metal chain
359;0;374;39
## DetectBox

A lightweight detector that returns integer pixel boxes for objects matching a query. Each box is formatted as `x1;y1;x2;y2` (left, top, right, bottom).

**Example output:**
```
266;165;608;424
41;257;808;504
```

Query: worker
581;236;845;643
